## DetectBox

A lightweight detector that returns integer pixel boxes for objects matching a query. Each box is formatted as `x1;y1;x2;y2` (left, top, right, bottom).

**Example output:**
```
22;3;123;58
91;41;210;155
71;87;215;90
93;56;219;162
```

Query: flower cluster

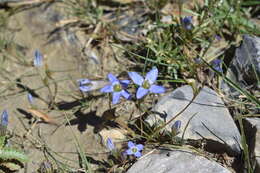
78;67;165;104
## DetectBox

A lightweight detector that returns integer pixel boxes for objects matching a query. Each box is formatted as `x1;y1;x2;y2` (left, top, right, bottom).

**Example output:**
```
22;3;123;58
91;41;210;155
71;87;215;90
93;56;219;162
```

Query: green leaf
0;148;28;163
0;136;5;149
242;1;260;5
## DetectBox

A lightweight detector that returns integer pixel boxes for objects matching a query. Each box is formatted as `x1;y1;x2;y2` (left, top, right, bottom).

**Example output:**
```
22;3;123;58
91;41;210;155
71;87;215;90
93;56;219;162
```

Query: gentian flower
40;161;53;172
212;59;223;72
128;67;165;99
100;73;130;104
1;110;8;127
78;79;109;92
27;93;34;104
194;57;202;64
78;79;92;92
34;50;43;67
215;35;221;41
106;138;115;151
126;141;144;158
181;16;193;30
171;120;181;135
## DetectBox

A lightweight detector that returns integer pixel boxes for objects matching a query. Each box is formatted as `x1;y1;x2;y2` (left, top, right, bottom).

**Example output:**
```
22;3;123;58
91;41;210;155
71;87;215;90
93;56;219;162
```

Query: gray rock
127;149;231;173
105;8;148;42
146;85;241;155
221;35;260;97
244;118;260;172
0;0;19;3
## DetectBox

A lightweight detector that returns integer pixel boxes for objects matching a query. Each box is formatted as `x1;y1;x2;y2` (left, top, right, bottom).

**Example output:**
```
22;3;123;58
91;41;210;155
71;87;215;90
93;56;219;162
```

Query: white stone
146;85;241;155
127;150;231;173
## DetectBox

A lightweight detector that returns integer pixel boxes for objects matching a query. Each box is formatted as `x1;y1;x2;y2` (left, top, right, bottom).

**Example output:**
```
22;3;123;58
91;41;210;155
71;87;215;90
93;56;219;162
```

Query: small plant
0;110;28;172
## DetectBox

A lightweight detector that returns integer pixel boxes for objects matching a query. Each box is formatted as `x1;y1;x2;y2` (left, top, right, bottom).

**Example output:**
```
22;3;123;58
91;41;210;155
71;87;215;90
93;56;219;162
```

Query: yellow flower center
113;83;122;92
142;80;150;89
131;147;138;153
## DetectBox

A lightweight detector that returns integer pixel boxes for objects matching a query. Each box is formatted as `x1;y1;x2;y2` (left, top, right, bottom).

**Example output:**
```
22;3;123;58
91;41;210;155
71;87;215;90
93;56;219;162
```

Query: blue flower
212;59;223;72
171;120;181;135
181;16;193;30
1;110;8;127
194;57;202;64
126;141;144;158
78;79;109;92
100;73;130;104
27;93;34;104
215;35;221;41
40;161;52;172
34;50;43;67
106;138;115;151
78;79;92;92
128;67;165;99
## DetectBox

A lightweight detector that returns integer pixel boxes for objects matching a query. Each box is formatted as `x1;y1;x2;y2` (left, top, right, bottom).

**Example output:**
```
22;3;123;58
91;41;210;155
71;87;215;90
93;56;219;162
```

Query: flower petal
120;80;130;88
27;93;34;104
212;59;222;66
112;92;121;104
1;110;8;126
121;90;131;99
172;120;181;130
106;138;115;151
78;79;90;85
136;144;144;151
126;149;133;155
171;120;181;135
122;151;127;159
34;50;43;67
128;72;144;86
79;86;91;92
112;80;120;87
136;87;149;99
128;141;135;148
214;66;223;73
145;67;158;84
212;59;223;72
149;85;165;94
182;16;193;24
182;16;193;30
134;151;142;158
100;85;113;93
107;73;118;83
